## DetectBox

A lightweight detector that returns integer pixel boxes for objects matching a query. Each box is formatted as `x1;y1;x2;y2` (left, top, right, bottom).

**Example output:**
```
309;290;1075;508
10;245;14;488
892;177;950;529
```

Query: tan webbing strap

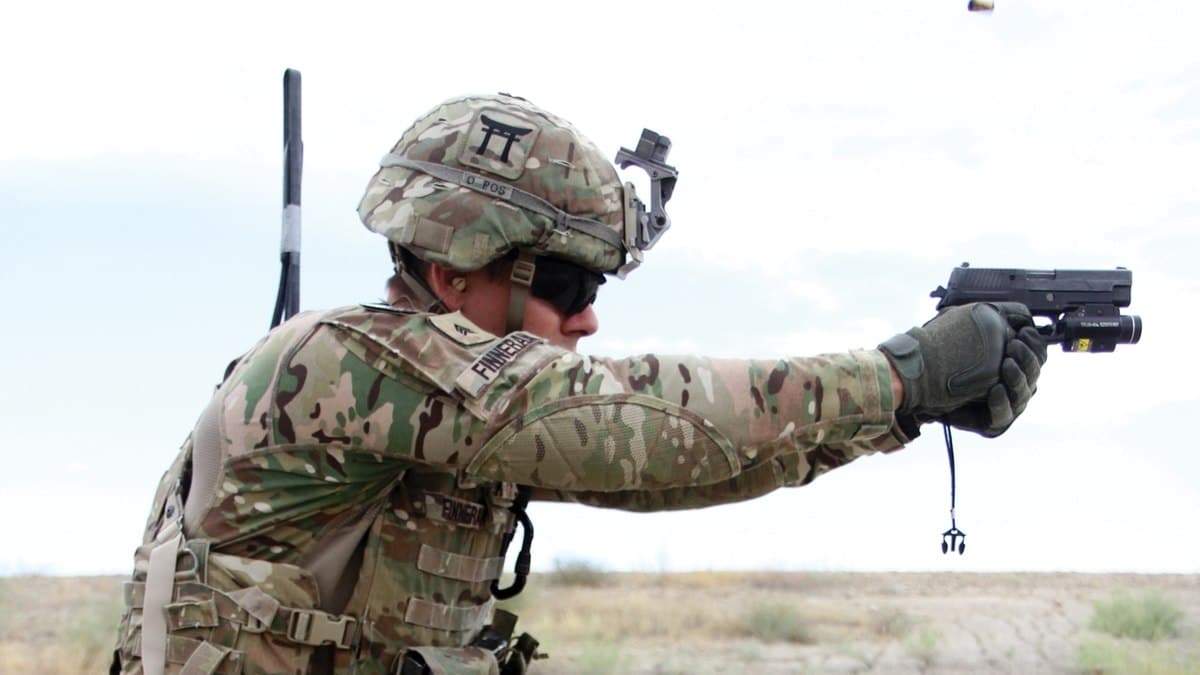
165;598;220;631
401;645;499;675
410;216;455;253
141;529;185;675
505;251;536;335
179;640;230;675
124;581;145;609
417;545;504;583
404;597;493;632
166;635;243;675
183;396;223;538
226;586;281;628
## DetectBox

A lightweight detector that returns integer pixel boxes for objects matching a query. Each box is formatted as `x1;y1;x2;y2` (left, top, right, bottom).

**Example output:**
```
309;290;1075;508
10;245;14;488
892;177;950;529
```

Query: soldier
113;94;1046;675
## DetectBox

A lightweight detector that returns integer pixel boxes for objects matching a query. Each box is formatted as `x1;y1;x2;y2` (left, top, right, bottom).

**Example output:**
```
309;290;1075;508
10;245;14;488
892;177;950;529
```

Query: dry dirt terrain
2;571;1197;674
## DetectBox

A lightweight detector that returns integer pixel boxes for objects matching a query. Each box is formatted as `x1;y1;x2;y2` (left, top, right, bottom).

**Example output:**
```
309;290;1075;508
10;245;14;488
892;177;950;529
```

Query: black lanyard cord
941;423;966;555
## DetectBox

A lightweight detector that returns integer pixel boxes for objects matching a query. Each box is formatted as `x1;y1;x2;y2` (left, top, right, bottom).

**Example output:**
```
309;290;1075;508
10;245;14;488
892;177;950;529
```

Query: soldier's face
521;295;600;351
455;269;600;351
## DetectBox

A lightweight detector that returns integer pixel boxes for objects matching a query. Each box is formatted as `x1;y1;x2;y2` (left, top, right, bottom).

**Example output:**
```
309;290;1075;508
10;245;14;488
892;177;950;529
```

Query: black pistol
931;264;1142;352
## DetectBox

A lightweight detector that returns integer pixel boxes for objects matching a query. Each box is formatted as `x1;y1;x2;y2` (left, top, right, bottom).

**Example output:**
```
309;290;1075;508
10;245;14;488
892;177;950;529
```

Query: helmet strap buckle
505;251;537;334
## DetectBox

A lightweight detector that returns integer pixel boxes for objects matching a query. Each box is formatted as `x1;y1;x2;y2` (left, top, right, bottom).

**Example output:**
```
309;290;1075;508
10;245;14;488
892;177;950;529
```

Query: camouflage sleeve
274;308;902;508
465;350;902;495
530;451;808;511
529;427;910;511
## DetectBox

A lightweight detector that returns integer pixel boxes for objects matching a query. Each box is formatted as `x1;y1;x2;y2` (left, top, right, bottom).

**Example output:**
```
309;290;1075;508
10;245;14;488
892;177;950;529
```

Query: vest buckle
286;609;358;649
241;613;268;634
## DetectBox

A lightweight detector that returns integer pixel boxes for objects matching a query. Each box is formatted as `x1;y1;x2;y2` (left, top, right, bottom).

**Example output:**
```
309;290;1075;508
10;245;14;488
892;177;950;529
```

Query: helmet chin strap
505;250;537;334
393;241;535;334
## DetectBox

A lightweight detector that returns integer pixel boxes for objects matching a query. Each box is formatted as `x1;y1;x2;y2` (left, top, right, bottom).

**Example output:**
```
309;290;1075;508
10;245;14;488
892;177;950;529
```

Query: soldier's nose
565;304;599;337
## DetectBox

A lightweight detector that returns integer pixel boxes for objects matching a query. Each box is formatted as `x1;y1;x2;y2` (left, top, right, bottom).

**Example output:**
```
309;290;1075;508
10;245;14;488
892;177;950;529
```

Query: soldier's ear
426;264;467;311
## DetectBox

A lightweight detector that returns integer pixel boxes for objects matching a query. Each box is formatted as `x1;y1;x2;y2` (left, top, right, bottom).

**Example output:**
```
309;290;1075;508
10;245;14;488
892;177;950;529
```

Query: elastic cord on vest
379;154;624;251
491;486;533;600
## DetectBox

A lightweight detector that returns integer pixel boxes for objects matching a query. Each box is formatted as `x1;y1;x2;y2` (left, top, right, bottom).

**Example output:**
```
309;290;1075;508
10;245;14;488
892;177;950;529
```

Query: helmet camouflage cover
358;94;630;275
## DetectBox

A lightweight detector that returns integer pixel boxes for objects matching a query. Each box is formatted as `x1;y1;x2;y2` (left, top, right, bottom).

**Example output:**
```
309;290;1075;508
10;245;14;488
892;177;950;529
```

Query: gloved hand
879;302;1047;437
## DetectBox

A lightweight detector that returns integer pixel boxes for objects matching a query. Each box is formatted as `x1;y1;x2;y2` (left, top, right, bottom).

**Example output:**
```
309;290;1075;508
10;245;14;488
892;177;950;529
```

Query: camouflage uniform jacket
115;303;908;675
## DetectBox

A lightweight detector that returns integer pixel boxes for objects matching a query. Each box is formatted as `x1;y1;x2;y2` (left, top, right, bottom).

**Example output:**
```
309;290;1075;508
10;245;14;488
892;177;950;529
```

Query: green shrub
732;640;764;663
65;594;124;673
1076;636;1200;675
905;628;941;668
574;640;624;675
1089;594;1183;641
545;558;610;588
870;606;914;639
744;603;815;644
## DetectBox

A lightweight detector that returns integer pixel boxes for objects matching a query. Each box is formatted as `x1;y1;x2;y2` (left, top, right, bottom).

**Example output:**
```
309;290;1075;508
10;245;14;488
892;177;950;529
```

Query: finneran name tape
455;332;542;396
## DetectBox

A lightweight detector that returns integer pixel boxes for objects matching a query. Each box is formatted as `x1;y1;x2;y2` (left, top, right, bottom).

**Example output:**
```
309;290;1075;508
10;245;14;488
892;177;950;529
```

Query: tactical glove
879;302;1047;437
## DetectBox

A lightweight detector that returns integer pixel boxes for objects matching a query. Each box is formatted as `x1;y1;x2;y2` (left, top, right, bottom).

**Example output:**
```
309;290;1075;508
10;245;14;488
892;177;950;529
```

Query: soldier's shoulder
358;302;420;316
319;306;534;396
320;305;496;347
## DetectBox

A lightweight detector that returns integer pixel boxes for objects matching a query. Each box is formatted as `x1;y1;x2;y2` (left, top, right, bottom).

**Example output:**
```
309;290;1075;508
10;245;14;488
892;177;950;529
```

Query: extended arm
465;348;901;494
529;423;909;511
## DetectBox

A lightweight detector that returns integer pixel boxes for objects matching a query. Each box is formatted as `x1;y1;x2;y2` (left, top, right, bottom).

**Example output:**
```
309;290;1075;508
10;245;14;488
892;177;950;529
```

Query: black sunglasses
529;257;605;317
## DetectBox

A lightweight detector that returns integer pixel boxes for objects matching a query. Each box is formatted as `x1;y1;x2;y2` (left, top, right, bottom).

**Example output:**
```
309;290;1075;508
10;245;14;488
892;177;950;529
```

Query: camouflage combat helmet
359;93;677;329
359;94;628;271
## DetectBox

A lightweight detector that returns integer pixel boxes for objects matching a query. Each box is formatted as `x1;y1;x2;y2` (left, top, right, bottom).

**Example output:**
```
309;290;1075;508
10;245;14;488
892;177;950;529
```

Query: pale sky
1;1;1197;576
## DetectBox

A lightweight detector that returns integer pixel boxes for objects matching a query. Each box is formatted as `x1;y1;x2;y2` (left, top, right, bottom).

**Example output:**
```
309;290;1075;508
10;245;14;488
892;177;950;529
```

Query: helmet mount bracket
614;129;678;278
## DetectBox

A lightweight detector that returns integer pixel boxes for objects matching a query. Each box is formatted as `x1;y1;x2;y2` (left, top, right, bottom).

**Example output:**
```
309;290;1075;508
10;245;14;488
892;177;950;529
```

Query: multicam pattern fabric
358;94;629;275
115;304;907;674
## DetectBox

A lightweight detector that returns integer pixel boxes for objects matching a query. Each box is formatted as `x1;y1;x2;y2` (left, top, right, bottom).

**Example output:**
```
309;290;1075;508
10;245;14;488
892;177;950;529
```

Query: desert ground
2;570;1196;674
